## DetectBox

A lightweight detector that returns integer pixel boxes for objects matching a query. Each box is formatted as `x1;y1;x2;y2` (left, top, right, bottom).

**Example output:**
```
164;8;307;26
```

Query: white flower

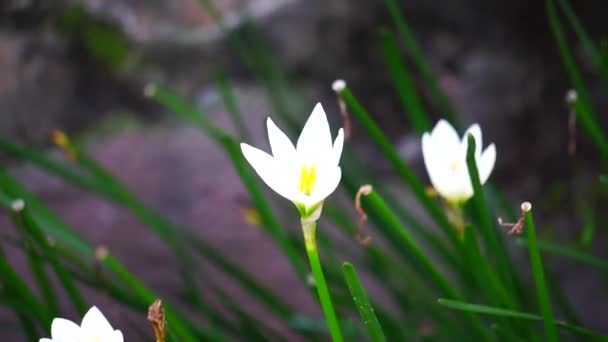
241;103;344;218
422;119;496;204
39;306;123;342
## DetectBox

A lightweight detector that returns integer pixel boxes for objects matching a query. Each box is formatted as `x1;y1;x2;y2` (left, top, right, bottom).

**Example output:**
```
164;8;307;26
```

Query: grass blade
546;0;608;158
342;262;386;342
147;85;308;280
438;299;608;341
383;0;459;127
338;87;459;246
379;29;431;135
361;190;490;340
0;242;49;326
516;238;608;273
10;207;60;317
523;207;558;342
302;220;343;342
465;134;520;305
0;169;209;341
212;67;252;141
556;0;608;84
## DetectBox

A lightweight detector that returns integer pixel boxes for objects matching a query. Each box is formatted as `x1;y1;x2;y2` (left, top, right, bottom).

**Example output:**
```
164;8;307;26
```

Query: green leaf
212;67;251;142
556;0;608;85
465;134;521;306
516;238;608;273
438;299;608;341
523;210;558;342
383;0;459;127
340;88;459;247
546;0;608;158
10;209;60;317
14;201;88;314
361;191;490;340
342;262;387;342
379;29;431;135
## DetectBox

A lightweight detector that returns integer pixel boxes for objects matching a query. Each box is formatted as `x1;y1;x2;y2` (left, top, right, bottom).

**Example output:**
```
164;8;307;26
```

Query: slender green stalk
0;169;210;341
546;0;608;158
363;191;490;340
11;211;60;317
524;210;558;342
0;244;49;326
212;67;252;141
556;0;608;84
17;313;39;342
342;262;386;342
0;138;298;322
339;87;459;247
379;29;431;135
439;299;608;341
103;255;210;342
18;205;88;314
383;0;459;127
301;219;343;342
465;134;520;305
516;238;608;273
462;225;513;309
579;207;595;247
340;154;461;271
147;85;308;279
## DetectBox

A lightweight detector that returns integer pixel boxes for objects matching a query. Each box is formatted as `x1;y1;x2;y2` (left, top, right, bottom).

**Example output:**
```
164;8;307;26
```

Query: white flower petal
38;339;53;342
463;123;482;157
422;133;447;192
422;120;496;204
111;330;124;342
240;143;296;201
331;128;344;167
81;306;115;337
266;117;296;163
241;103;344;217
50;318;81;342
430;119;460;147
309;166;342;205
296;103;333;164
478;143;496;184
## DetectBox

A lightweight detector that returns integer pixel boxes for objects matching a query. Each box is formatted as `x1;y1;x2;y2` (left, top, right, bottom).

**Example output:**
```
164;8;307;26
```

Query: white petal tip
332;79;346;92
313;102;325;112
521;202;532;212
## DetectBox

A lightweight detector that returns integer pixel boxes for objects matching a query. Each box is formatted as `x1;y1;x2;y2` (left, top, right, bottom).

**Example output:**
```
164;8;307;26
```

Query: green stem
302;219;343;342
525;210;558;342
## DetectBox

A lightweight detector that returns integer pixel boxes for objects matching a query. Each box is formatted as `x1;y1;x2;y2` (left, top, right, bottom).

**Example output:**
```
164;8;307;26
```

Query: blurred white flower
241;103;344;218
422;119;496;204
39;306;123;342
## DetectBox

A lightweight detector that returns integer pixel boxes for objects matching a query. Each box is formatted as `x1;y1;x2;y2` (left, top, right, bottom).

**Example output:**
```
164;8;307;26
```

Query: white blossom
241;103;343;218
39;306;123;342
422;119;496;204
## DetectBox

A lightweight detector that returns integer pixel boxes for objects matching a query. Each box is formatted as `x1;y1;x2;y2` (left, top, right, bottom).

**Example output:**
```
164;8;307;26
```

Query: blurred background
1;0;607;340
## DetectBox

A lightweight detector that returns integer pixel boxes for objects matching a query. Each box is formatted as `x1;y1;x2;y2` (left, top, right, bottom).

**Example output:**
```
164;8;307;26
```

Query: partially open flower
422;119;496;204
241;103;344;219
40;306;123;342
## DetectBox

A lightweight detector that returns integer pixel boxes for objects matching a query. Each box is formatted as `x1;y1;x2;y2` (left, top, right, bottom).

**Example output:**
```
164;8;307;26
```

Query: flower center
450;159;460;172
298;164;317;196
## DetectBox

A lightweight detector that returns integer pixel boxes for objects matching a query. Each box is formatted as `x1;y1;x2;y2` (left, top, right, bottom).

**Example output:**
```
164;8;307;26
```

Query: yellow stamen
51;130;77;160
298;164;317;195
241;207;261;226
51;130;69;147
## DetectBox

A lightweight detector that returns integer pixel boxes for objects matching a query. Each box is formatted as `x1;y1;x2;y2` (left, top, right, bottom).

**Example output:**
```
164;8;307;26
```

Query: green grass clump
0;0;607;340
